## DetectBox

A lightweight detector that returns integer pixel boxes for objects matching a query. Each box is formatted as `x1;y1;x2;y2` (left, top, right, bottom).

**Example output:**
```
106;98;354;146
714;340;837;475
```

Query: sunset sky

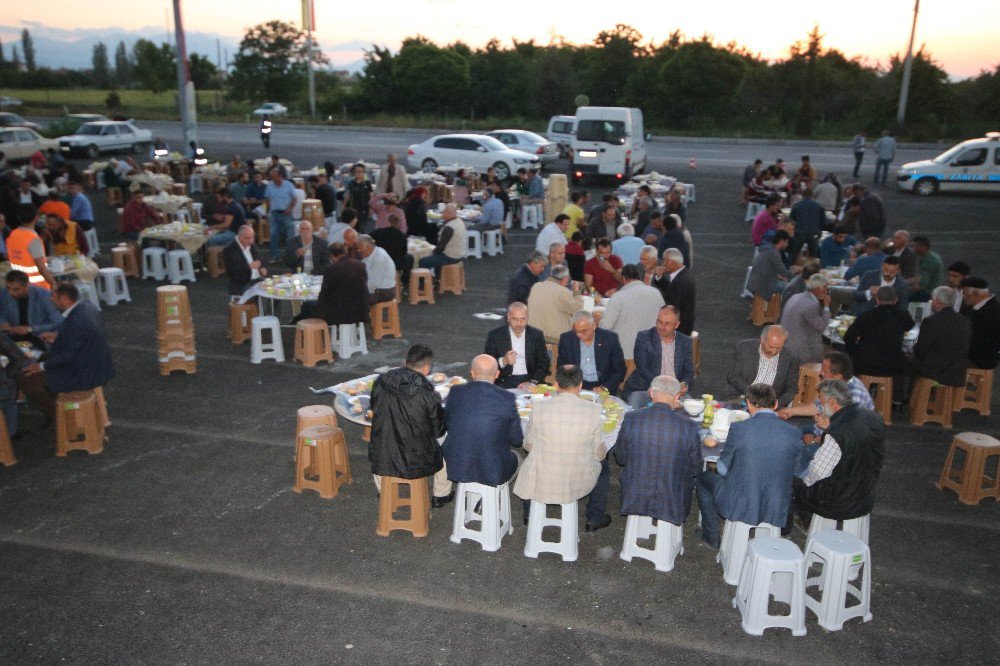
4;0;998;78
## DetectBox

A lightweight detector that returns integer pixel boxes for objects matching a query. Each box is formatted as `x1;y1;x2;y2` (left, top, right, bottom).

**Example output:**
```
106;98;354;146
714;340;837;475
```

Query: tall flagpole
173;0;198;147
896;0;920;126
304;0;316;118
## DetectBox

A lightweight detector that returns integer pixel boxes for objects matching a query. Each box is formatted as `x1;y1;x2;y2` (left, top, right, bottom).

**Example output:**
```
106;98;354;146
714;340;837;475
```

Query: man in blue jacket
442;355;524;488
0;270;64;348
695;383;804;550
622;305;694;409
24;283;114;393
557;311;626;395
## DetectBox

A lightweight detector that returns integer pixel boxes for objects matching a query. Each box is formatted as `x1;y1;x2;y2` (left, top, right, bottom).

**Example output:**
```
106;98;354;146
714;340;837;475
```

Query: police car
897;132;1000;196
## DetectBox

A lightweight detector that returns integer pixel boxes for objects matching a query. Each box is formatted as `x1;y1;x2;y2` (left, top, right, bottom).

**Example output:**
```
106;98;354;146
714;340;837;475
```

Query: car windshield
932;143;979;164
1;113;26;124
76;123;103;136
517;131;546;144
576;120;626;145
479;136;508;151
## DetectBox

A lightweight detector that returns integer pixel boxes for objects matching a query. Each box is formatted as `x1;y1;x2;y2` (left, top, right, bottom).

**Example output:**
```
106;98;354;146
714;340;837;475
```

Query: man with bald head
727;325;801;405
442;354;525;490
485;302;551;389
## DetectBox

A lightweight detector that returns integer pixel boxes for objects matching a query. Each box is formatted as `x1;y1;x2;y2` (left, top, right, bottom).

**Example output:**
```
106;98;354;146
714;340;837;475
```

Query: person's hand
296;247;307;257
39;331;57;344
821;293;832;308
259;267;268;278
250;260;262;270
503;350;517;367
11;325;31;336
0;323;11;333
605;288;617;297
23;362;42;376
777;408;792;419
802;433;818;445
516;381;536;391
869;285;879;296
593;386;607;395
814;413;830;430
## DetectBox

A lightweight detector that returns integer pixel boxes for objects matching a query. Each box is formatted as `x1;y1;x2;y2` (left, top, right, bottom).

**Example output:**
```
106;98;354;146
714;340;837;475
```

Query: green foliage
21;29;35;72
113;41;132;87
657;39;747;128
189;53;218;90
92;42;111;88
584;24;649;107
227;20;325;103
391;40;470;115
133;40;176;93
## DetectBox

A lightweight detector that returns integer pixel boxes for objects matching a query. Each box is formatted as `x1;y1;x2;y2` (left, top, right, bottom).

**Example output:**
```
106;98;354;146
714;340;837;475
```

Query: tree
189;53;218;90
92;42;111;88
793;26;822;137
391;40;470;115
0;37;5;65
114;41;132;86
354;45;395;113
132;39;176;93
21;29;35;72
658;38;747;128
584;24;649;106
227;20;325;104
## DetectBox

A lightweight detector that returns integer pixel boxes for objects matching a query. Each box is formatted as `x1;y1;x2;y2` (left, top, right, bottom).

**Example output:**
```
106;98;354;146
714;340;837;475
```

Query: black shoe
700;535;720;551
585;514;612;532
430;491;455;509
523;513;529;526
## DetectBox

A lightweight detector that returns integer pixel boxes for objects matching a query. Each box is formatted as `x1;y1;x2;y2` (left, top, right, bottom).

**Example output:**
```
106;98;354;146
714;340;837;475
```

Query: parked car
0;126;60;163
546;115;576;156
0;112;42;132
42;113;110;139
406;133;540;180
58;120;153;158
570;106;649;185
897;132;1000;196
485;129;559;164
252;102;288;117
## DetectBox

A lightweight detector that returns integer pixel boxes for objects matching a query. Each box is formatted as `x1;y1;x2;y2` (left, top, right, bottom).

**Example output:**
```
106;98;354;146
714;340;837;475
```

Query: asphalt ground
1;126;998;664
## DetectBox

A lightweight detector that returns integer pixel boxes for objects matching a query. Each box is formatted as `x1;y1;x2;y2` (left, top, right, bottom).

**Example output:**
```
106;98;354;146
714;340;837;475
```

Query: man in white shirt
356;234;397;305
484;302;551;388
535;214;569;253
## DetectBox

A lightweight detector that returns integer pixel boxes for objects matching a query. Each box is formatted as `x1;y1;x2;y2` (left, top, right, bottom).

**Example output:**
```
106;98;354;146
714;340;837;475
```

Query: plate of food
347;395;371;415
579;390;599;402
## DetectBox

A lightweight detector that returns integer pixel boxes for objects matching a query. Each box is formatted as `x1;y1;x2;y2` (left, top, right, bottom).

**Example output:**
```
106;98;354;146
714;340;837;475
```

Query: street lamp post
172;0;198;148
896;0;921;127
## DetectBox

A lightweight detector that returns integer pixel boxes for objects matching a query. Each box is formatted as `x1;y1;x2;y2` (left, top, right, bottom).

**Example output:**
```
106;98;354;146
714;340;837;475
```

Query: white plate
579;390;599;402
473;312;503;320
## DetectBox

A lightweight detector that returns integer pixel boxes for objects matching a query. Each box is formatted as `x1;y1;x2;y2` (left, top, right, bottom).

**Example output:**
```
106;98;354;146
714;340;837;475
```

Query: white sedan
58;120;153;158
485;129;559;164
252;102;288;117
406;133;540;180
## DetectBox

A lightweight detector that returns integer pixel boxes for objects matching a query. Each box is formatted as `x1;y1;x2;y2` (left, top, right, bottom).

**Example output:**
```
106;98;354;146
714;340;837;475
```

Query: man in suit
727;325;801;405
660;248;696;335
506;251;547;305
844;286;914;379
960;277;1000;370
779;274;831;364
513;364;609;531
599;264;664;362
0;269;63;348
914;286;971;388
889;230;918;284
557;311;626;395
697;383;804;549
484;302;550;389
24;283;114;394
222;225;268;297
442;355;524;490
622;305;694;409
747;230;797;301
852;255;908;315
313;243;369;326
282;220;328;275
614;374;702;531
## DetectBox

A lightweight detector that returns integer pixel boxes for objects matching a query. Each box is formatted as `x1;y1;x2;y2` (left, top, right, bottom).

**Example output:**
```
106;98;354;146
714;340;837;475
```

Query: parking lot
1;123;998;663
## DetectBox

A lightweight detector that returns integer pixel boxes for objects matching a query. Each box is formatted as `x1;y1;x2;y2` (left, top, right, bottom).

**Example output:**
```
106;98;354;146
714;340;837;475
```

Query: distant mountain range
0;23;365;73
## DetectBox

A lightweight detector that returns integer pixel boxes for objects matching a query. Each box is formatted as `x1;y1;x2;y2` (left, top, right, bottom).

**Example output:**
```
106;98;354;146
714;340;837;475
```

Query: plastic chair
619;515;684;573
370;300;402;340
465;230;483;259
55;390;105;457
331;322;368;359
936;432;1000;505
228;301;258;344
858;375;893;424
83;227;99;258
293;425;352;499
0;416;15;467
142;247;169;281
377;476;431;538
439;262;465;295
167;249;197;284
293;319;334;367
75;282;101;310
734;537;807;636
112;245;140;278
803;530;872;631
250;315;285;364
408;269;435;305
483;229;504;256
806;514;870;544
96;267;131;306
909;377;954;428
718;520;781;585
450;482;513;552
953;368;993;417
522;204;542;229
523;500;579;562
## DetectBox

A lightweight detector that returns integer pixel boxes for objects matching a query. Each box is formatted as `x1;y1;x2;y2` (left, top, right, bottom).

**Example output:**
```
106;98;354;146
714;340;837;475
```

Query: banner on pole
302;0;316;31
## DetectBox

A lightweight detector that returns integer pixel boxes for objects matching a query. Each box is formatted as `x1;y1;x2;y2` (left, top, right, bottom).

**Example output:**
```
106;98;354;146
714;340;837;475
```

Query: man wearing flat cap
960;277;1000;370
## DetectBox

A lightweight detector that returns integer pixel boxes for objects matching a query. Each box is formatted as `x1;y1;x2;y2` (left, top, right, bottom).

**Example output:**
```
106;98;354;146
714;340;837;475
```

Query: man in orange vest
8;204;56;290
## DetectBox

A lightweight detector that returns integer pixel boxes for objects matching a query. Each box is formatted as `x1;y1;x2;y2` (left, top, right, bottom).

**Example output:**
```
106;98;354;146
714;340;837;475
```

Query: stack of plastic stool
156;285;196;375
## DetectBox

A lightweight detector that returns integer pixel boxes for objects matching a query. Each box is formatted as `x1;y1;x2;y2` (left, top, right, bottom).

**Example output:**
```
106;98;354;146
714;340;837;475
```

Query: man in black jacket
506;251;546;305
282;220;328;275
660;248;696;335
369;344;452;508
222;225;268;297
791;379;885;527
913;286;971;389
843;286;914;382
484;302;550;389
370;213;413;287
960;277;1000;370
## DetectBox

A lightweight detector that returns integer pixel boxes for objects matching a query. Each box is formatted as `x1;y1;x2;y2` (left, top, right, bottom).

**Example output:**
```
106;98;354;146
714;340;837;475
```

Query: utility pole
303;0;316;118
896;0;920;127
172;0;198;148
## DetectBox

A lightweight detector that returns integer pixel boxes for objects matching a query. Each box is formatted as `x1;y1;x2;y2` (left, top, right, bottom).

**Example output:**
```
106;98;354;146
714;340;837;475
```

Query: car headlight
513;158;532;164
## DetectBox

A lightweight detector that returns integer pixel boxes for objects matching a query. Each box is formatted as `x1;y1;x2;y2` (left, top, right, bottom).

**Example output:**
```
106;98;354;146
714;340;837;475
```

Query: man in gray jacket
779;274;832;364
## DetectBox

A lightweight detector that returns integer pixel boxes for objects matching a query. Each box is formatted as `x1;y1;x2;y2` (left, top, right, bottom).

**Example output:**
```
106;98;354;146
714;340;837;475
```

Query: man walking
850;132;865;178
872;130;897;187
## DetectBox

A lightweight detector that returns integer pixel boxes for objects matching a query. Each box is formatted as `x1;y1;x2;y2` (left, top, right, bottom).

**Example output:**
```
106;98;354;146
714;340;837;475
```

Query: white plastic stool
96;267;131;306
331;323;368;359
465;230;483;259
734;536;807;636
167;249;197;284
718;520;781;585
83;227;99;258
250;316;285;364
740;266;753;299
449;482;513;552
522;204;542;230
619;515;684;573
804;530;873;631
96;170;106;189
806;514;870;544
75;282;101;310
189;173;203;194
745;201;765;223
503;209;513;230
191;202;203;223
483;229;503;256
171;209;193;225
523;500;578;562
142;247;168;280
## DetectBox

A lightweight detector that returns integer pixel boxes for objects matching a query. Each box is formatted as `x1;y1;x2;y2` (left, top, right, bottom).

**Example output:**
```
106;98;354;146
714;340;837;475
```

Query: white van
545;115;576;156
570;107;649;185
897;132;1000;196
